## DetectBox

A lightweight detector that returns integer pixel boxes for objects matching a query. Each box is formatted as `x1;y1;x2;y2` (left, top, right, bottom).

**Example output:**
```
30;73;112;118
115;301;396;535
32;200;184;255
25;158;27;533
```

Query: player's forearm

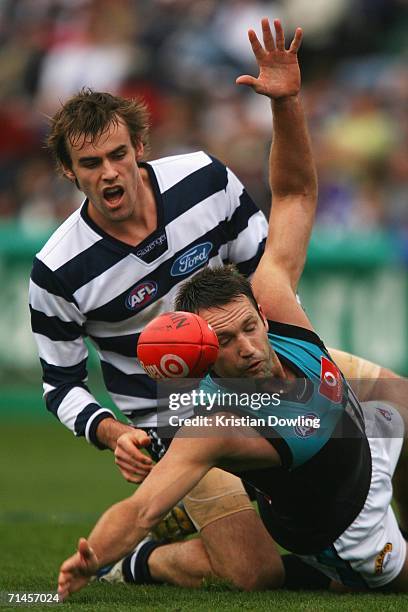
270;95;317;201
87;470;186;567
259;95;317;290
88;434;222;569
88;497;151;568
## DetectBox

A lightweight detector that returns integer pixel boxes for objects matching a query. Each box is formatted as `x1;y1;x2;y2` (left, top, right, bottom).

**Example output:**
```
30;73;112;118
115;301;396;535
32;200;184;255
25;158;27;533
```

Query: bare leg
148;510;283;590
148;538;212;587
125;469;284;590
200;509;284;590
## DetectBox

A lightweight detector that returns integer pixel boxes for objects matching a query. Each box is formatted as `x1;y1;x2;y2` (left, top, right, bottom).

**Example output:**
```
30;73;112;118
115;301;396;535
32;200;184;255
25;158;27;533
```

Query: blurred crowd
0;0;406;238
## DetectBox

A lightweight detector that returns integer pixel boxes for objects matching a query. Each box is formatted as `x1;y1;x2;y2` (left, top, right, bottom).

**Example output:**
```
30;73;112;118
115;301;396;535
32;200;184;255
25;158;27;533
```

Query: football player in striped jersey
31;16;302;591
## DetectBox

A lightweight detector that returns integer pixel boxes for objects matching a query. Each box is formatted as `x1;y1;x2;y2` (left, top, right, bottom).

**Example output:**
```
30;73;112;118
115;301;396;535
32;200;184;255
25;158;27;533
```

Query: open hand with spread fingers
57;538;98;602
236;18;303;99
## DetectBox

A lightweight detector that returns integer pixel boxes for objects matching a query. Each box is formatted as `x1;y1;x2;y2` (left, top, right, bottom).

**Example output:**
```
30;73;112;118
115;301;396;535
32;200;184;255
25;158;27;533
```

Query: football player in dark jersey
56;19;408;600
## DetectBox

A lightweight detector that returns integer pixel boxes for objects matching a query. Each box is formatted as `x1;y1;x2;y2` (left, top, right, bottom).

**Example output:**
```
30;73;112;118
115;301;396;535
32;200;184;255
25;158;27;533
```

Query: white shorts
299;401;406;589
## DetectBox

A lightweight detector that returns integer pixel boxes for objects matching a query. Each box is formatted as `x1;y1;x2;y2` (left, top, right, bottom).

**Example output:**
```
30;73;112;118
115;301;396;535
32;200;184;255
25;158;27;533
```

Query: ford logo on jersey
171;242;213;276
126;281;158;310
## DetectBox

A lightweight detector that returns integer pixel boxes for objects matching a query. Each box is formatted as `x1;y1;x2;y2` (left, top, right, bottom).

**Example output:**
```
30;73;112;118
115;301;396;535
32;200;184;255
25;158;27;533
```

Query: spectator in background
0;0;406;240
35;0;138;116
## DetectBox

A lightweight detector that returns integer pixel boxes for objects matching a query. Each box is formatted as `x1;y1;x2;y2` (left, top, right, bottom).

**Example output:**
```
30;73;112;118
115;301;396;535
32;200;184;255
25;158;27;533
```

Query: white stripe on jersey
73;253;138;313
99;352;146;375
131;414;161;428
37;209;102;271
166;191;227;250
56;386;102;431
34;333;88;367
85;408;116;443
228;212;268;263
43;383;56;396
108;392;159;415
29;280;86;325
150;151;212;192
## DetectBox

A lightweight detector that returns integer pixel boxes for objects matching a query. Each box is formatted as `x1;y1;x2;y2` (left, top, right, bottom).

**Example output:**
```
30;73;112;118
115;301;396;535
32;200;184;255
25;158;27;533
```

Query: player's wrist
95;416;133;451
271;93;301;107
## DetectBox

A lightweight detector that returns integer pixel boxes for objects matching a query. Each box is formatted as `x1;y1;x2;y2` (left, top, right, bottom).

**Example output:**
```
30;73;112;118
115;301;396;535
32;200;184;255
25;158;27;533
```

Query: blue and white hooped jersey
29;152;268;446
200;320;372;554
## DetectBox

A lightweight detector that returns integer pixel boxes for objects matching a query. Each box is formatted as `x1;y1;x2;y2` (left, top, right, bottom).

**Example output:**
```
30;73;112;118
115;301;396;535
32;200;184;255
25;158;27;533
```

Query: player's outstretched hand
57;538;98;601
236;18;302;99
114;428;153;483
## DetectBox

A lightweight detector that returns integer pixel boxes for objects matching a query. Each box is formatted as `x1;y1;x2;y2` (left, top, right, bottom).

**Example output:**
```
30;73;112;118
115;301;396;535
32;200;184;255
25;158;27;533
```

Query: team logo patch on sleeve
319;356;343;403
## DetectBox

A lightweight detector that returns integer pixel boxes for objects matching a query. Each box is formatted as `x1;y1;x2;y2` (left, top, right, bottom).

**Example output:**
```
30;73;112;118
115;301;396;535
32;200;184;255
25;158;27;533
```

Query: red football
137;311;219;379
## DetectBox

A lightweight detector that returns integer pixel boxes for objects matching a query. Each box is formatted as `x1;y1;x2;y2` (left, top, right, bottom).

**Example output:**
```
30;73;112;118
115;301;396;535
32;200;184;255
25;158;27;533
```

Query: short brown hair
46;88;150;173
175;264;261;315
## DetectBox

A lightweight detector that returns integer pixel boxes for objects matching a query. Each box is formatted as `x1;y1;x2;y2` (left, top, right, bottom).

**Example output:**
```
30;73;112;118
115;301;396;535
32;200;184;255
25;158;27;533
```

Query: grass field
2;412;408;611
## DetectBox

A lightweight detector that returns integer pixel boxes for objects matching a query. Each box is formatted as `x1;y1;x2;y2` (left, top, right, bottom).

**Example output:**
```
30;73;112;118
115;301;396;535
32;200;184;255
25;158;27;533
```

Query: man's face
198;296;279;379
63;119;144;228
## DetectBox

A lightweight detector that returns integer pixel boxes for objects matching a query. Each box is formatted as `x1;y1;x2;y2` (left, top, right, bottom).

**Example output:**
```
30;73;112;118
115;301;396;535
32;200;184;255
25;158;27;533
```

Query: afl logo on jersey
319;356;343;403
171;242;213;276
126;281;158;311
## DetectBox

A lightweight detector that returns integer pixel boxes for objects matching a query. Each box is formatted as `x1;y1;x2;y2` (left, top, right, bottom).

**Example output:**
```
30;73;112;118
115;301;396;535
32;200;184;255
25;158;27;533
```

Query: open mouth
103;186;124;206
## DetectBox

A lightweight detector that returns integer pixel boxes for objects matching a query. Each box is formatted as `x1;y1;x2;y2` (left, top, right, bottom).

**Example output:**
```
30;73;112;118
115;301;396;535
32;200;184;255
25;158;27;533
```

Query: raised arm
240;20;317;325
